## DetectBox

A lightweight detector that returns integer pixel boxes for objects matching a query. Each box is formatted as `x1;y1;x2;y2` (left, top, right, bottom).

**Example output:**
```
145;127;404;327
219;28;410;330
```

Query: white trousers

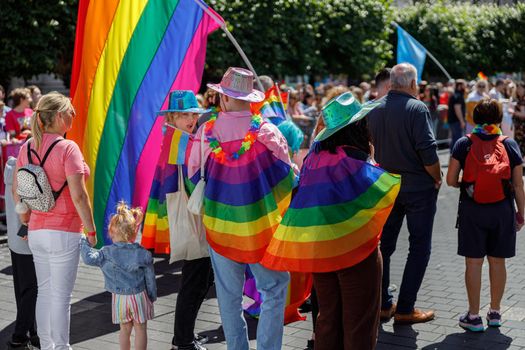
28;230;81;350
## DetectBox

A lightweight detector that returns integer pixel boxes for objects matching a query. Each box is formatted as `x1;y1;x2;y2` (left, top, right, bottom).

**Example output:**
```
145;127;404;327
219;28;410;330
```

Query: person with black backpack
13;92;97;350
447;98;525;332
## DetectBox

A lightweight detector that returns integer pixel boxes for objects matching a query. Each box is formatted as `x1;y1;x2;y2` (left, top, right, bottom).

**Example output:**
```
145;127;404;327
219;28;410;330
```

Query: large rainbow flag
262;147;401;273
70;0;221;246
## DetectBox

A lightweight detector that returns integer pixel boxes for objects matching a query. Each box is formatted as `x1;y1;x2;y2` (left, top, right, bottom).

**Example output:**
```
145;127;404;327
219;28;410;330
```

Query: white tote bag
187;128;206;215
168;165;208;263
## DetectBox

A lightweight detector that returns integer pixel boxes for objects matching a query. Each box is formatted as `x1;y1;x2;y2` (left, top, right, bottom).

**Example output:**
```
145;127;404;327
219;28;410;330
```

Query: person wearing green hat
262;92;401;349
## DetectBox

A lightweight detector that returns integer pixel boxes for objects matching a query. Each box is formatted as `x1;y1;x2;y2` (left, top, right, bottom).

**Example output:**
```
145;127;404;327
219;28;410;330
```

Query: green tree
205;0;394;82
0;0;78;88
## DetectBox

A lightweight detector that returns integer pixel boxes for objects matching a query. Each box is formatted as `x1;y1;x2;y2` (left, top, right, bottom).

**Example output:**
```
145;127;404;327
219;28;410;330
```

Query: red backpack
462;134;511;204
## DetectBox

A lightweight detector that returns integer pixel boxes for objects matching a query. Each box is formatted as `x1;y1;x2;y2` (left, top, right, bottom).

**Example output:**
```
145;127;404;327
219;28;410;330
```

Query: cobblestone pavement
1;152;525;349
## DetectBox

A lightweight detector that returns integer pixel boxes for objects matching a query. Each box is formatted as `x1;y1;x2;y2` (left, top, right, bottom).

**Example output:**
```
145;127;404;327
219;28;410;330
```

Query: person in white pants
13;92;97;350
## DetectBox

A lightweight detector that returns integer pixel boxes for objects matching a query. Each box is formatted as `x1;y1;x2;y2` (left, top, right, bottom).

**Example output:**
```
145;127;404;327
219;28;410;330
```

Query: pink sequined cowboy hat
207;67;265;103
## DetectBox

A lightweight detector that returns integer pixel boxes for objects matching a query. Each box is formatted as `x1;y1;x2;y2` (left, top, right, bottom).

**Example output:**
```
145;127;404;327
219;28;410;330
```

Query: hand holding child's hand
87;234;97;247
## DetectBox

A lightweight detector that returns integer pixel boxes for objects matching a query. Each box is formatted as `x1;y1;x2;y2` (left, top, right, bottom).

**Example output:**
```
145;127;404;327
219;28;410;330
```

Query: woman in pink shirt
13;92;96;350
5;88;33;140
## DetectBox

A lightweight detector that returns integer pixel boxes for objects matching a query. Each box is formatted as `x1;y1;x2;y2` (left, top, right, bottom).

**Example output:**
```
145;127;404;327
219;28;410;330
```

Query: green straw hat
315;92;380;142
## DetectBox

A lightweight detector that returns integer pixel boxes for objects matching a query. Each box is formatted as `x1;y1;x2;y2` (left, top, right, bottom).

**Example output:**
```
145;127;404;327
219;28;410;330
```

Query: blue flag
397;25;427;82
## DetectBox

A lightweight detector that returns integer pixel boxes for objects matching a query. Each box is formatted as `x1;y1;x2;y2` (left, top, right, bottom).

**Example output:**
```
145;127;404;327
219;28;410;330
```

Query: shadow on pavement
378;324;418;349
421;328;512;350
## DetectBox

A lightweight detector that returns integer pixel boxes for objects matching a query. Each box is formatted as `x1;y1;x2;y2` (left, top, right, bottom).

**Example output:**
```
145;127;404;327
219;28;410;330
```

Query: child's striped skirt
112;290;154;324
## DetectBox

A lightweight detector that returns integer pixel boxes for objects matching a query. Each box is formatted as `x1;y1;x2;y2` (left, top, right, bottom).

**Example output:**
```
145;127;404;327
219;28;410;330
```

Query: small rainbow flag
477;72;488;80
69;0;221;245
142;127;191;253
262;147;401;273
252;85;289;125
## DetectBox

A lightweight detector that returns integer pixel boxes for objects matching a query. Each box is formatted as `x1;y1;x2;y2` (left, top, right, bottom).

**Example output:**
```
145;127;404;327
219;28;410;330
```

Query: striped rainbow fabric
244;268;313;324
69;0;221;245
251;85;289;125
141;126;191;253
189;138;295;263
261;147;401;273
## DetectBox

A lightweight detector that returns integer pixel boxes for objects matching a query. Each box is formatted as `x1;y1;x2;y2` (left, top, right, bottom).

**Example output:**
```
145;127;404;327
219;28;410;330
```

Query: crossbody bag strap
200;126;206;181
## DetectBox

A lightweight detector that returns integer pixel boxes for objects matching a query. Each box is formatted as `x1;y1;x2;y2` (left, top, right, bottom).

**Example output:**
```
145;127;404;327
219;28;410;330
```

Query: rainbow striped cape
262;147;401;273
251;85;289;125
189;130;295;263
69;0;221;246
142;126;191;253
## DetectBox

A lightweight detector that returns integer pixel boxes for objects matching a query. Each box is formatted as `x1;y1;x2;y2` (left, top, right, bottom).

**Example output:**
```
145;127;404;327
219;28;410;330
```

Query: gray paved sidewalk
1;152;525;349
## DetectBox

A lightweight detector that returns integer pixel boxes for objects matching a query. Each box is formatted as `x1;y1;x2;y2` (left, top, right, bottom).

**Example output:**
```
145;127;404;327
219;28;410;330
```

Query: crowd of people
2;63;525;350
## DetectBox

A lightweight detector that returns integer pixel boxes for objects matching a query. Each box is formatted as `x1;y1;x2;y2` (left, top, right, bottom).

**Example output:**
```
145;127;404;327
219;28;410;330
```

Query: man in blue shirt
368;63;442;324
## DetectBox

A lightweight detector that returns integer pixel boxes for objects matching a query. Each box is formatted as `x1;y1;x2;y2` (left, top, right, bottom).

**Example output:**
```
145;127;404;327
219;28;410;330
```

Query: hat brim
207;83;265;103
157;107;210;115
314;101;380;142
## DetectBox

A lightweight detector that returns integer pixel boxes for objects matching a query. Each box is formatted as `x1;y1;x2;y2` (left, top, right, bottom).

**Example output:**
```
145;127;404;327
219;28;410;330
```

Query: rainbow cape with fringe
262;147;401;273
142;126;191;253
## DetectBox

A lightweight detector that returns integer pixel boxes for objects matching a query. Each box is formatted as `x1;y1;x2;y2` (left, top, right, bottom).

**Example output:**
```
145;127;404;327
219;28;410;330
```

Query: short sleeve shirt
448;92;465;124
5;108;32;136
16;133;90;232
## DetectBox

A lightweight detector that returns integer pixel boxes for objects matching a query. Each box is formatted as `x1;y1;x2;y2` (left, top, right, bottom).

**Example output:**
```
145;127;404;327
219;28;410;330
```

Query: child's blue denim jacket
80;237;157;302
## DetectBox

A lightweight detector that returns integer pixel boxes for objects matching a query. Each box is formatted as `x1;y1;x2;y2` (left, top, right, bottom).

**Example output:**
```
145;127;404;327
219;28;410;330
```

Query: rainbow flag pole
193;0;264;92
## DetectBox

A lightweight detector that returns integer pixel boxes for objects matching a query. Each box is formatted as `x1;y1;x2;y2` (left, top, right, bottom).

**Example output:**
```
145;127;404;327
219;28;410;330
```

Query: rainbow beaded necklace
204;108;263;164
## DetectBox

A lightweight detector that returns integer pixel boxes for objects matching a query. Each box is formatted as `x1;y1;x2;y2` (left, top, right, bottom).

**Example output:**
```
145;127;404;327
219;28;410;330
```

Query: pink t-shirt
16;134;90;232
5;108;33;136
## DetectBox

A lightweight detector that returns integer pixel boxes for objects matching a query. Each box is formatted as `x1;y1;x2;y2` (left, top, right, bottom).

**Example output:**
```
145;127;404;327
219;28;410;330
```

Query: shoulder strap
40;139;63;167
199;125;206;180
26;139;42;165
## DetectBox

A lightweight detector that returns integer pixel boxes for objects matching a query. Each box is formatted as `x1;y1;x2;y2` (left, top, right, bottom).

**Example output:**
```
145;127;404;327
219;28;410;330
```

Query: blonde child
80;203;156;350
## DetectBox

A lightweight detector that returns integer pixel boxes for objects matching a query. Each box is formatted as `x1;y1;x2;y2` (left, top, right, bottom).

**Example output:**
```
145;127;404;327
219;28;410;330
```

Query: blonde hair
31;92;74;149
108;202;143;242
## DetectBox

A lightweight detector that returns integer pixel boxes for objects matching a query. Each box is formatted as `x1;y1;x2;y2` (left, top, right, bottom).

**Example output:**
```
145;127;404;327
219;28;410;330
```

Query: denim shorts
458;198;516;258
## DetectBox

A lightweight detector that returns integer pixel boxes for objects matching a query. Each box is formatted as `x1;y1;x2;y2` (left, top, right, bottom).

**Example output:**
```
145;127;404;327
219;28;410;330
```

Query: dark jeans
381;188;438;314
449;121;464;152
10;249;38;342
173;257;213;347
313;248;382;350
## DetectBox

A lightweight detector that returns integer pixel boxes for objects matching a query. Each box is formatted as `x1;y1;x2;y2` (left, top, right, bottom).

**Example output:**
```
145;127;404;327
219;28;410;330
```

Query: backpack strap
40;139;64;167
26;139;42;165
32;137;69;200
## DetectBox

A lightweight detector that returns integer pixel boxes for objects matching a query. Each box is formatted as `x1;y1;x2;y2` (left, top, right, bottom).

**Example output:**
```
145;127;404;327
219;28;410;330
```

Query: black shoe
29;335;40;349
7;339;29;349
306;339;314;349
194;334;208;345
172;341;207;350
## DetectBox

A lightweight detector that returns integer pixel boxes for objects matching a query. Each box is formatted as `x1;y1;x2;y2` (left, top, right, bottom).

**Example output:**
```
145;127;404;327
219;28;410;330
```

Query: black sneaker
7;339;29;349
194;334;208;345
29;334;40;349
487;310;502;327
172;341;207;350
307;339;314;349
459;312;484;332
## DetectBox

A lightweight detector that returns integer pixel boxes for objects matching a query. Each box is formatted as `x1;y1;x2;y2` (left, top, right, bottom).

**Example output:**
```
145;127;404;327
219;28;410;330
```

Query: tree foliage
205;0;394;81
0;0;524;88
0;0;78;88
